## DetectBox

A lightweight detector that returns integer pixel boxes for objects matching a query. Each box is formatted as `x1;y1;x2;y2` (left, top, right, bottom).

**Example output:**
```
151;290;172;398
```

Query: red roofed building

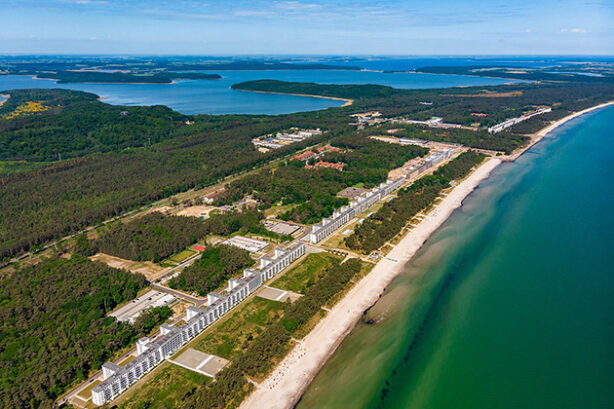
291;151;316;161
204;188;227;204
471;112;488;117
192;245;206;252
314;161;345;171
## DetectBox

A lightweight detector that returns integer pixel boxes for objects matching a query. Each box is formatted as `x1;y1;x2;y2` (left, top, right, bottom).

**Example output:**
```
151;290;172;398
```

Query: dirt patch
176;205;215;218
90;253;169;280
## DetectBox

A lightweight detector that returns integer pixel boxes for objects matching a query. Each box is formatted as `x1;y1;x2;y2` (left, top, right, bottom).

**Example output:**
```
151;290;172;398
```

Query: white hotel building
309;147;456;245
92;243;305;406
310;177;407;244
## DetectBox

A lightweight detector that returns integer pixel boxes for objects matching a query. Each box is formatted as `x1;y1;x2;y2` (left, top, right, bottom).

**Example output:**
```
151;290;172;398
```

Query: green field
167;249;197;264
193;297;285;360
118;363;208;409
76;379;101;401
270;252;342;294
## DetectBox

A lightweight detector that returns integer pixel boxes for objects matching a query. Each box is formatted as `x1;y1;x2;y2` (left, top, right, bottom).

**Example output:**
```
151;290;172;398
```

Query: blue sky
0;0;612;55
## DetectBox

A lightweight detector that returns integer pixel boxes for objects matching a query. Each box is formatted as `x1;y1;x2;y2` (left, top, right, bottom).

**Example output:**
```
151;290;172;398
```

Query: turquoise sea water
0;70;515;115
297;106;614;409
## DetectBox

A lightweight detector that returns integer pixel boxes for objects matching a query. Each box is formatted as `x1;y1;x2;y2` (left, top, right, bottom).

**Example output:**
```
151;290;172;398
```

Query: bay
0;70;515;115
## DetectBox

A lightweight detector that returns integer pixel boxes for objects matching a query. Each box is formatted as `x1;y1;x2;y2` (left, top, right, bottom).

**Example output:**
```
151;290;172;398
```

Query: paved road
152;284;205;306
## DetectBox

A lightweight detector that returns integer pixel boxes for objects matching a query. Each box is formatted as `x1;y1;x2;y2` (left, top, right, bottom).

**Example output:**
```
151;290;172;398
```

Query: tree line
168;245;255;296
94;213;210;262
3;78;613;263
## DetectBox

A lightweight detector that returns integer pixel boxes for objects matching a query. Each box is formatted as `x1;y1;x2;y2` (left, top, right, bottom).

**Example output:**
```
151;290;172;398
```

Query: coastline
232;88;354;107
506;100;614;161
240;157;501;409
239;101;614;409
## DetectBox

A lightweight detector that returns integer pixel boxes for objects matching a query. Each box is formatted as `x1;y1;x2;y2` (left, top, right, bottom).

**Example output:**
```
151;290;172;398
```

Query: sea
0;69;516;115
297;105;614;409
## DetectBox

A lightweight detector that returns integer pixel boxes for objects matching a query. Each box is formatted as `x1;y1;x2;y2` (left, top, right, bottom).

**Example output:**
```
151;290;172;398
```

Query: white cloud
558;28;590;34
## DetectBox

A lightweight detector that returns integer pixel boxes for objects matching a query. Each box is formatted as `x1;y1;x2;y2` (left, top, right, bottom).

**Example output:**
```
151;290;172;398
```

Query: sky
0;0;612;55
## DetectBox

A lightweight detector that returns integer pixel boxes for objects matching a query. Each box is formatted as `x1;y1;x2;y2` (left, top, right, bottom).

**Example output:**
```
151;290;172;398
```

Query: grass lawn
263;202;299;218
167;249;197;264
76;379;101;400
270;253;342;294
193;297;285;360
118;363;208;409
118;354;136;367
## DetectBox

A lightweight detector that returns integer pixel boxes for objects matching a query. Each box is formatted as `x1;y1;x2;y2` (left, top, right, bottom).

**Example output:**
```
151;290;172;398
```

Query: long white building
309;177;407;244
309;148;456;244
92;243;305;406
488;107;551;133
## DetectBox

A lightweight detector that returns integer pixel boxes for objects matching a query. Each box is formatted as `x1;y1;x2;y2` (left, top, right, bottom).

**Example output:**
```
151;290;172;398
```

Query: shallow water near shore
297;106;614;409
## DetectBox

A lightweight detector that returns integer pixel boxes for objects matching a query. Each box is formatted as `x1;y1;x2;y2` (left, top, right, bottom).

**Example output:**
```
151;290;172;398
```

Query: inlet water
0;70;516;115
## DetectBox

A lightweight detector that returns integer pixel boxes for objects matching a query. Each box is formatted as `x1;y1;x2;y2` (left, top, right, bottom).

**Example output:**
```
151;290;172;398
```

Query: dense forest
215;137;427;224
2;76;613;263
0;256;170;409
235;79;614;133
168;245;255;295
346;151;485;252
0;107;345;261
232;79;397;99
94;213;209;262
0;89;188;161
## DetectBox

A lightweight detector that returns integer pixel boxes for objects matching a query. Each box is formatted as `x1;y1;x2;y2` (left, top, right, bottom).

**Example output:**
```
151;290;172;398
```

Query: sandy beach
232;88;354;107
0;93;9;107
506;100;614;160
239;101;614;409
240;157;501;409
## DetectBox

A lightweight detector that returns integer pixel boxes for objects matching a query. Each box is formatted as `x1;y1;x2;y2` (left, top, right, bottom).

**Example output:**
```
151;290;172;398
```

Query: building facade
92;243;305;406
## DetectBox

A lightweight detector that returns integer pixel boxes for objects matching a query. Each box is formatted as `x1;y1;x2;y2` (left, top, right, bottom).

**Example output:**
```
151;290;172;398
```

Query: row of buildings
309;177;407;244
406;148;456;178
252;128;322;150
92;243;306;406
488;107;551;133
309;147;456;244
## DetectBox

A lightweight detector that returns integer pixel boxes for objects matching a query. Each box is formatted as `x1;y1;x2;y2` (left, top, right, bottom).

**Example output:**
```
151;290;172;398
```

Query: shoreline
239;100;614;409
240;157;501;409
232;88;354;107
505;100;614;161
